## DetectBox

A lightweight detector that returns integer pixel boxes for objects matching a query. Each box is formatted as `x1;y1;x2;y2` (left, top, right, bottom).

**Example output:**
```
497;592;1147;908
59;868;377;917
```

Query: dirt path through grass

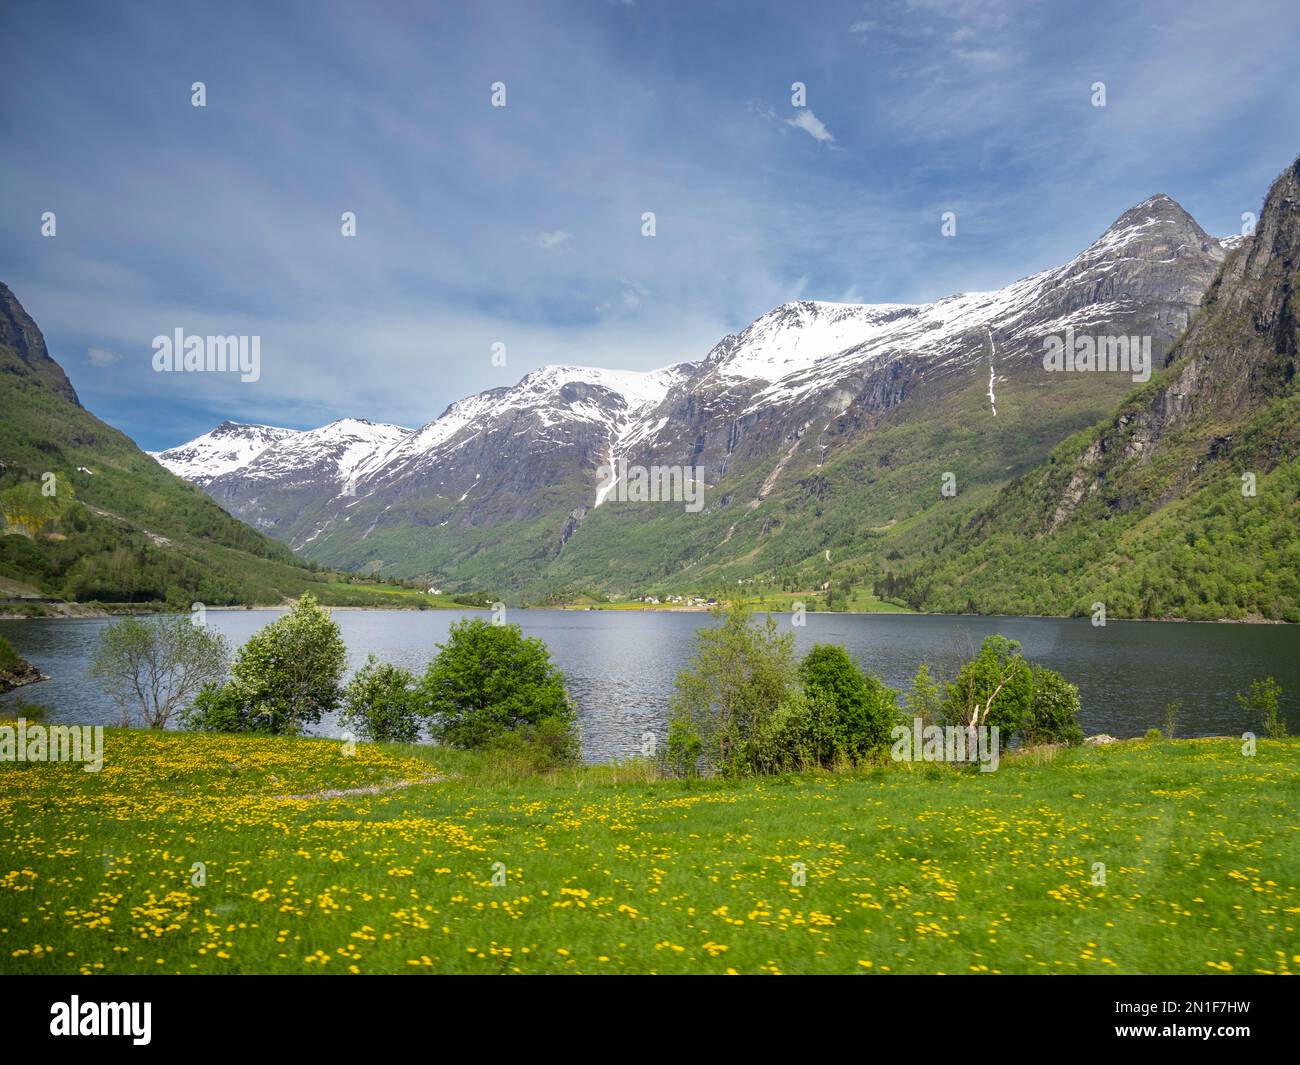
271;776;443;801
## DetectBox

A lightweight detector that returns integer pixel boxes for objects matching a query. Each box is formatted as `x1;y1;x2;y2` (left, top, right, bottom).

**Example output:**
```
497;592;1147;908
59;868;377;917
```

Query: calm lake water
3;609;1297;762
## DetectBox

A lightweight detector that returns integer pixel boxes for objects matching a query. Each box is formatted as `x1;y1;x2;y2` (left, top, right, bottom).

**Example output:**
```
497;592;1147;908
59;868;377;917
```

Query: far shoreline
1;601;1291;625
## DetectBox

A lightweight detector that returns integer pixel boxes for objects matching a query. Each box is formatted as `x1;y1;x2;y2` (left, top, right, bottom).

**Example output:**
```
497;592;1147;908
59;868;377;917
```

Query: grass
1;729;1297;974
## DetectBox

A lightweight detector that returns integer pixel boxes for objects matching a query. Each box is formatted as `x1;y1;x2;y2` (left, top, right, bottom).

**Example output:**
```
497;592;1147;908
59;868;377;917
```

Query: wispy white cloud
86;346;121;367
533;230;573;250
785;109;837;145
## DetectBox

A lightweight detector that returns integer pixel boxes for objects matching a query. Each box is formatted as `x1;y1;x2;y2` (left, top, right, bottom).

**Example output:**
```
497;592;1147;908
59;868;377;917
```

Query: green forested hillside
890;394;1300;620
0;284;433;609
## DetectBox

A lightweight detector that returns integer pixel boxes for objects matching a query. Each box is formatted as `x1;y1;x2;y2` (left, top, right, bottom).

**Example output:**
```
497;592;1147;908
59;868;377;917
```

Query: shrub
667;602;797;775
419;618;575;751
1020;667;1085;747
744;689;843;774
481;714;581;774
665;713;704;777
182;681;243;733
89;614;230;728
1145;727;1163;741
1163;701;1180;741
1237;677;1287;739
797;644;898;762
340;655;421;743
0;635;23;673
184;594;346;734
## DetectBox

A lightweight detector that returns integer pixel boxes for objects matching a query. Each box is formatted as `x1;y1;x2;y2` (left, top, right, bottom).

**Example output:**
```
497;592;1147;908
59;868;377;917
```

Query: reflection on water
3;609;1297;763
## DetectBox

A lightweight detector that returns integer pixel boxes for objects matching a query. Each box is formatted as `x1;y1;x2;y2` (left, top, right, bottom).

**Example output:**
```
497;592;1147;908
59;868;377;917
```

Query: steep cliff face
0;282;80;406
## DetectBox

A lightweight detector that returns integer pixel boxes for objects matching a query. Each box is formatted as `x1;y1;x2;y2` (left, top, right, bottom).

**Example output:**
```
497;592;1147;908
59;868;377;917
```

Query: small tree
185;594;346;734
1238;677;1286;739
668;602;798;775
419;618;574;750
89;614;230;727
942;635;1033;734
797;644;898;762
1162;700;1180;741
340;655;421;743
905;662;943;727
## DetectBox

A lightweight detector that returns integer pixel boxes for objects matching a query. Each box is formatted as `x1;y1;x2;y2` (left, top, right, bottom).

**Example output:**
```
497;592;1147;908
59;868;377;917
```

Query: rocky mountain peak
1086;192;1219;258
0;283;80;406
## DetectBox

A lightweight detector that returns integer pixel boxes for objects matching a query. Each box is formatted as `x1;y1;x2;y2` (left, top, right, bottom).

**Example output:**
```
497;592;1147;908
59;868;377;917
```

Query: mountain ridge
151;184;1274;613
158;190;1230;500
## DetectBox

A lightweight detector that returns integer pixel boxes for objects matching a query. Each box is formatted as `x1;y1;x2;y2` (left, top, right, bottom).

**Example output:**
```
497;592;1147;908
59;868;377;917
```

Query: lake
3;609;1297;762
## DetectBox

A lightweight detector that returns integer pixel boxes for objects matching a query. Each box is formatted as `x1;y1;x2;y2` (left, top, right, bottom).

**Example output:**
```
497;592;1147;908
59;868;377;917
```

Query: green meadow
1;729;1296;974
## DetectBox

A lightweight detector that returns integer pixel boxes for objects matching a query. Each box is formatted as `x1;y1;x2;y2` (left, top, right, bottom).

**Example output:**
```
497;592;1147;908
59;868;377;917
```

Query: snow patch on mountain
151;422;301;483
153;418;411;493
241;419;412;483
704;301;918;384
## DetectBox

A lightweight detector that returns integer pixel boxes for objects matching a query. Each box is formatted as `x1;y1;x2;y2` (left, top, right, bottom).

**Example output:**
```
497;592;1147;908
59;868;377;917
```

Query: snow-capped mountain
613;193;1228;491
377;363;686;483
149;421;301;485
156;193;1237;589
154;418;411;540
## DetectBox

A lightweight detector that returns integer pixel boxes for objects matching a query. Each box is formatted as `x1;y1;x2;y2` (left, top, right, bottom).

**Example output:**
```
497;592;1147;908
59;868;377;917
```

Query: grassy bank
1;729;1296;974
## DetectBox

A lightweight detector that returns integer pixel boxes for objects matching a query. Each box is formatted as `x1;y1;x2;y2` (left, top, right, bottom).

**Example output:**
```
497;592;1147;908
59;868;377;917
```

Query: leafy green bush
419;618;575;752
340;655;421;743
797;644;898;762
184;594;346;734
0;698;48;723
667;602;797;776
744;689;842;774
1020;667;1084;747
481;714;581;774
0;635;23;673
665;712;704;776
1145;727;1164;741
1238;676;1287;739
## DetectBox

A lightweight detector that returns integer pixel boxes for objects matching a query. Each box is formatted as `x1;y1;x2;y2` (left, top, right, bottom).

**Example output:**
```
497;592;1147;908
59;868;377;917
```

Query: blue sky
4;0;1300;450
